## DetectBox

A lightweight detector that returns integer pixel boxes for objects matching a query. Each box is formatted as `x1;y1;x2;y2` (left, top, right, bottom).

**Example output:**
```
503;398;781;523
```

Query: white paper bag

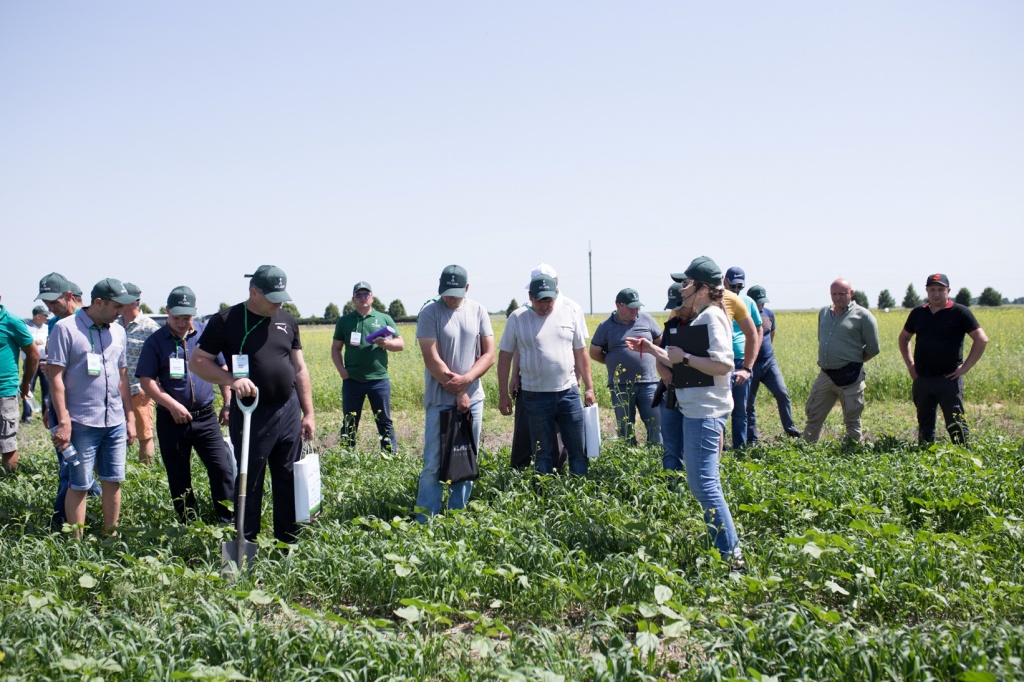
583;404;601;459
294;449;322;523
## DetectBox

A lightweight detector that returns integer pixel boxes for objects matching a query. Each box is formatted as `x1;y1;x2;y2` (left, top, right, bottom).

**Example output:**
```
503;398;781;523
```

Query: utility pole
588;241;593;315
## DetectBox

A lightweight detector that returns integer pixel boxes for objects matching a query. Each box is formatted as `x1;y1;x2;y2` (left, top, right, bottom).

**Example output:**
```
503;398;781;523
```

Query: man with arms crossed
898;273;987;446
804;278;880;443
498;274;596;475
414;265;495;519
190;265;314;544
48;279;138;535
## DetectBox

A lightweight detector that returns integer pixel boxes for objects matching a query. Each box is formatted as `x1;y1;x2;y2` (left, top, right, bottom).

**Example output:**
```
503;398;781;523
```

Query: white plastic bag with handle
583;404;601;459
294;443;322;523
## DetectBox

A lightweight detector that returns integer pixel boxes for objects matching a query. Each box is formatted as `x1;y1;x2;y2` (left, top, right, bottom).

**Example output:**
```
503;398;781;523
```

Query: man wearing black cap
330;281;404;452
190;265;314;544
118;283;161;465
21;305;50;423
497;274;596;475
898;274;988;446
48;278;138;535
138;286;234;523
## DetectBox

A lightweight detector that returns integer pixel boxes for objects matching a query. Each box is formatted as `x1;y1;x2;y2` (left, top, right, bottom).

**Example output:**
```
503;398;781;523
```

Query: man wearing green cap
414;265;494;519
331;281;404;452
48;278;138;535
590;288;663;446
190;265;314;544
138;286;234;523
744;285;802;442
0;293;39;471
118;283;161;464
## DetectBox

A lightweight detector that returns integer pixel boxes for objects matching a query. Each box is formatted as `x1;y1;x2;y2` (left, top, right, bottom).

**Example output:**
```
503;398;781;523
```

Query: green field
1;307;1023;680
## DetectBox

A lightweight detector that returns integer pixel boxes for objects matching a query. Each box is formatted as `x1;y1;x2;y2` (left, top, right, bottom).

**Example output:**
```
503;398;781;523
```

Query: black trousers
229;390;302;543
913;375;968;445
509;394;567;472
156;405;234;524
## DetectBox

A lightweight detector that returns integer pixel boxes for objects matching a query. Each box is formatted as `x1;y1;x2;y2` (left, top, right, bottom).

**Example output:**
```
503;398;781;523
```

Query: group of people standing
0;260;987;570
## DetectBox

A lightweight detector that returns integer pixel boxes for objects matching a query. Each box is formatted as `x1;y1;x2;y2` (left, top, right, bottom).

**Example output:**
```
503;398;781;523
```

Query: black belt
159;403;215;419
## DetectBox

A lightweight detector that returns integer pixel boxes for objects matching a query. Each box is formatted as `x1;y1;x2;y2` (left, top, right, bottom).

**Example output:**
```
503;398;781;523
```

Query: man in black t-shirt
190;265;315;543
898;273;988;446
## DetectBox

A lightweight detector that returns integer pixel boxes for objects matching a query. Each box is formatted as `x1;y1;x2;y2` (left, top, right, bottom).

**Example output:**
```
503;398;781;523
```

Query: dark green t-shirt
332;311;400;381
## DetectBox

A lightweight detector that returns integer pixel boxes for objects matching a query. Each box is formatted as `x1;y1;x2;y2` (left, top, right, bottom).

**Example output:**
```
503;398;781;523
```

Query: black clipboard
665;323;714;388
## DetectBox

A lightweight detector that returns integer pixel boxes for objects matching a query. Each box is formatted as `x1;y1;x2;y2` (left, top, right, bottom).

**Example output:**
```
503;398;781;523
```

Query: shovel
222;388;259;574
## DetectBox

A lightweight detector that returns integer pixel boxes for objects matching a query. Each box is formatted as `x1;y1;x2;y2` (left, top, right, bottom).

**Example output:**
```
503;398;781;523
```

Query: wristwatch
682;353;690;366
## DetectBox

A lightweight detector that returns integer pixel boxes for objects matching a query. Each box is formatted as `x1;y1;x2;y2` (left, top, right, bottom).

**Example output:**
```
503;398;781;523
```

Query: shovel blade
221;539;259;574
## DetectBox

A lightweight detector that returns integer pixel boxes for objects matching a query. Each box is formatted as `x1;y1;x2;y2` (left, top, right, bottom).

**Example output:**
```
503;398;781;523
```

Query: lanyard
88;325;104;355
240;306;266;354
172;331;196;406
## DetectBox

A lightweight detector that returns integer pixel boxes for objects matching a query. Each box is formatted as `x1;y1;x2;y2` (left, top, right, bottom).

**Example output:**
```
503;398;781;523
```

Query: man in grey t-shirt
415;265;495;520
498;275;596;475
590;288;663;446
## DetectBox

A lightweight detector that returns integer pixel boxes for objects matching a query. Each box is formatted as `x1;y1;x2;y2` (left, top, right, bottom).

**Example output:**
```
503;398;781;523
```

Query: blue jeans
67;423;127;490
682;415;740;561
22;366;49;421
521;387;588;475
611;382;662;446
747;355;800;441
341;378;397;451
415;400;483;521
660;401;684;471
729;359;751;449
50;404;100;526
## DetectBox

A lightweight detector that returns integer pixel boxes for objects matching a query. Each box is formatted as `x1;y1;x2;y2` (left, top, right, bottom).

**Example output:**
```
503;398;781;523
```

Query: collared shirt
136;322;224;409
0;306;35;397
816;302;880;369
119;313;162;395
48;308;127;427
499;301;585;392
591;311;662;387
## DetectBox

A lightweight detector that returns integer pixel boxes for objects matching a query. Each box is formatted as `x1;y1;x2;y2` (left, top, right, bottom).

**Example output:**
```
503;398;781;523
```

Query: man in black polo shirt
137;286;234;524
190;266;315;543
898;273;988;446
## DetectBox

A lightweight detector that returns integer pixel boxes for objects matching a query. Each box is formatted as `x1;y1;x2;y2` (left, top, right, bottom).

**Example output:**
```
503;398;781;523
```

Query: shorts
67;422;127;490
129;391;155;440
0;395;18;453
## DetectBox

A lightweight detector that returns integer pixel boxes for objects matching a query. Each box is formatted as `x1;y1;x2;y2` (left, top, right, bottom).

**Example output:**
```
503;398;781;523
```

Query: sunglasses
354;292;372;299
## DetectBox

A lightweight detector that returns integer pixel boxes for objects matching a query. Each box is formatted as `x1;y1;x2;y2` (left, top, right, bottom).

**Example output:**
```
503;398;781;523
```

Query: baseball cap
525;263;558;290
246;265;291;303
724;267;746;285
352;281;373;294
665;282;684;310
35;272;72;301
615;288;642;309
925;273;950;288
123;282;142;302
167;286;197;316
528;274;558;300
438;265;468;297
91;278;138;304
747;285;769;305
671;256;723;286
32;305;48;316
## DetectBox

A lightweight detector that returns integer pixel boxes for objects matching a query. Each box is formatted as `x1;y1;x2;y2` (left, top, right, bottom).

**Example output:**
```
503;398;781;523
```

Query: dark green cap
665;282;684;310
671;256;722;286
91;278;137;304
747;285;768;305
246;265;291;303
167;286;197;316
352;281;372;294
615;288;642;309
528;274;558;300
438;265;468;297
123;282;142;302
35;272;72;301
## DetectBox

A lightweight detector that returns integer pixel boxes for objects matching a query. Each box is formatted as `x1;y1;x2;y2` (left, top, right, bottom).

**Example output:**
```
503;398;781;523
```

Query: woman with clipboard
625;256;743;571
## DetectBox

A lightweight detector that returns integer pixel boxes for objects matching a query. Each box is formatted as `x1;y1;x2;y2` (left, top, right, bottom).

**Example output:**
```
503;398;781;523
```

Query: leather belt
189;404;215;419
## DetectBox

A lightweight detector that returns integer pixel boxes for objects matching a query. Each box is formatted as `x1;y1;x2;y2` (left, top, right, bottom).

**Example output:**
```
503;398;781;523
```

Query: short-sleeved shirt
756;307;776;361
722;290;751;324
120;313;162;395
903;302;981;377
136;322;224;409
674;305;734;419
48;308;128;427
591;311;662;387
332;310;401;381
499;300;585;392
558;295;590;341
198;303;301;406
416;298;493;407
0;306;34;397
730;294;762;360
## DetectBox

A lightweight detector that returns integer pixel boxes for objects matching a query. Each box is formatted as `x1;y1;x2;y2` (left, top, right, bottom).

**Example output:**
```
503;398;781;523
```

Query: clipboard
665;323;714;388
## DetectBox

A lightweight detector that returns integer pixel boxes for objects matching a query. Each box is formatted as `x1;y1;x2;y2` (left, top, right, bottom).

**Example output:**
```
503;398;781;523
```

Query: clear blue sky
2;2;1021;317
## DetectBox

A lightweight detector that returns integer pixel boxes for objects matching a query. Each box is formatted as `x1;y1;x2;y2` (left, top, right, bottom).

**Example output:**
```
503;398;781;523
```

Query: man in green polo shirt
1;294;39;471
330;282;404;451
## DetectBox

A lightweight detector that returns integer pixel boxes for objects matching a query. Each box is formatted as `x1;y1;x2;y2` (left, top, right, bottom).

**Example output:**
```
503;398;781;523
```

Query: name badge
349;332;361;346
232;354;250;378
169;357;186;379
669;328;677;334
87;353;102;376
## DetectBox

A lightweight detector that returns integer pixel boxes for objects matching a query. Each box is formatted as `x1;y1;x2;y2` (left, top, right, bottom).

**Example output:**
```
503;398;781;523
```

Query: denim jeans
49;403;100;526
682;415;740;561
341;378;397;451
67;422;127;490
521;387;588;475
746;355;800;441
610;381;662;446
22;366;49;421
660;402;684;471
415;400;483;521
729;359;751;449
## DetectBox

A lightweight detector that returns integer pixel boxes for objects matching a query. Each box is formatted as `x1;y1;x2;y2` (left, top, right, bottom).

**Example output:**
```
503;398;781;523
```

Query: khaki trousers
803;369;866;443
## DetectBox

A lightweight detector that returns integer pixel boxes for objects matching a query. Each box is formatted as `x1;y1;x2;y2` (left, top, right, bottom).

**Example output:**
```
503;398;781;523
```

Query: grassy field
1;307;1023;680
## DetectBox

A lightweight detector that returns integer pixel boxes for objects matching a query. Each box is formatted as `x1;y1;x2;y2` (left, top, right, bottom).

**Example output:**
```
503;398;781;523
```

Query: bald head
830;278;854;312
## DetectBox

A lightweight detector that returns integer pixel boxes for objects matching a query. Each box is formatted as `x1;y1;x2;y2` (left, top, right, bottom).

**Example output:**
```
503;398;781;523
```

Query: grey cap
438;265;468;297
123;282;142;302
32;305;48;316
528;274;558;300
91;278;137;304
246;265;291;303
167;286;197;316
353;281;373;294
615;288;642;309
